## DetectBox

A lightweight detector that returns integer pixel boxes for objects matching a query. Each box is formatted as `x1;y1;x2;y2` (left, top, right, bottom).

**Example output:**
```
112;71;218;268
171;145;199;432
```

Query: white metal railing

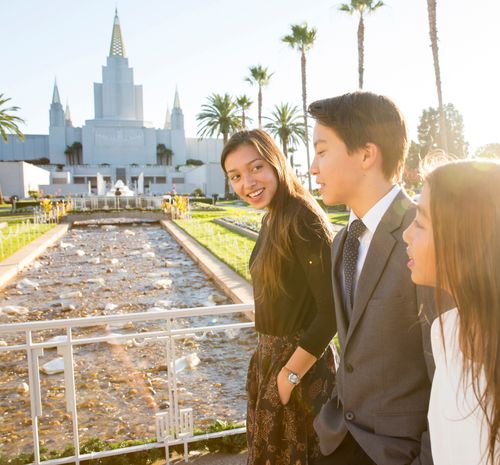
70;196;164;211
0;303;255;465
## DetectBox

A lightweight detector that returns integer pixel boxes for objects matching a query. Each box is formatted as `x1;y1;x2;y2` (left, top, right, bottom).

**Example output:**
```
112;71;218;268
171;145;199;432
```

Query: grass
0;222;56;261
175;216;255;282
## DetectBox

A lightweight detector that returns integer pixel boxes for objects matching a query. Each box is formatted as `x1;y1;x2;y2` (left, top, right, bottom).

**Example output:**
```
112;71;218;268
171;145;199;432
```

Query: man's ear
360;143;381;170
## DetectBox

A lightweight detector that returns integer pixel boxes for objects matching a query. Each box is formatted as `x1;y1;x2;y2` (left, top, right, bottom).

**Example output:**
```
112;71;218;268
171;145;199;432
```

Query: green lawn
175;215;255;281
0;222;56;260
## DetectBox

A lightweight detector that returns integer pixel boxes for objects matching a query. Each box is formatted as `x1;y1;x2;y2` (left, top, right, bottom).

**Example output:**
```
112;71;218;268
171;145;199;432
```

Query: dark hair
221;129;333;302
427;159;500;464
308;91;409;182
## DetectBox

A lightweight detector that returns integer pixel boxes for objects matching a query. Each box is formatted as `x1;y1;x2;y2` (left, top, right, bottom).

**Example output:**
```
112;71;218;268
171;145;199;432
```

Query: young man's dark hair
308;92;409;182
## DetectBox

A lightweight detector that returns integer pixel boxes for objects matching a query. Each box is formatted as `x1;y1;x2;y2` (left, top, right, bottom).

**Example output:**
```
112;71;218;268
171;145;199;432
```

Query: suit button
345;363;353;373
345;411;355;421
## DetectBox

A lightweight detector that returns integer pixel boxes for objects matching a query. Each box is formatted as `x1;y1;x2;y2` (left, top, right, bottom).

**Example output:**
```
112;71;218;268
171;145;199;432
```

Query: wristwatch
283;366;301;386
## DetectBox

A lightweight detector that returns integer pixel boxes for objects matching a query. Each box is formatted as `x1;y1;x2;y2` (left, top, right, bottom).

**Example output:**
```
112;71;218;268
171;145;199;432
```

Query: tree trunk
258;87;262;128
427;0;448;152
242;110;246;129
301;50;312;191
223;132;230;198
282;138;288;161
358;13;365;89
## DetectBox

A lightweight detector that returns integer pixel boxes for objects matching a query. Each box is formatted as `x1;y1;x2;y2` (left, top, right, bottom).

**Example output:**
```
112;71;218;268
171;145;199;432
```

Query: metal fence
71;196;164;211
0;303;254;465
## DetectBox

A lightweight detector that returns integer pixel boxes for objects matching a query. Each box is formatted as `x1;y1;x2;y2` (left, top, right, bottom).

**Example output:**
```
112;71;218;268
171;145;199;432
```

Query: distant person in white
403;158;500;465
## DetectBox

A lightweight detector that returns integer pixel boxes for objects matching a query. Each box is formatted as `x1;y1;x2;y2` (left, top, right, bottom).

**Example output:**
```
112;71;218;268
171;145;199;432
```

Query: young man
309;92;435;465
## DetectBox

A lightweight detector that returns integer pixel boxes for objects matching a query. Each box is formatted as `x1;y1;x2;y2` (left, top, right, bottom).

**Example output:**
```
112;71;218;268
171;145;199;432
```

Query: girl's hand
277;369;294;405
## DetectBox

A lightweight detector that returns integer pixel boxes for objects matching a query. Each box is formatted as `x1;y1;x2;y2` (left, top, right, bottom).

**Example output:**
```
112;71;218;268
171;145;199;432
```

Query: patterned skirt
246;333;336;465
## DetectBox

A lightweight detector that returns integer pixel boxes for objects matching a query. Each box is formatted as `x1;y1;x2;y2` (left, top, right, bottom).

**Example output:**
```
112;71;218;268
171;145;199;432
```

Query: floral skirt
246;333;336;465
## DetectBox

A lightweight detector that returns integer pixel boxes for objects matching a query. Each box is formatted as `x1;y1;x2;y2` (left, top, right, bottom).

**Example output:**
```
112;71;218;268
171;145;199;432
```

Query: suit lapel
346;192;412;344
332;228;348;341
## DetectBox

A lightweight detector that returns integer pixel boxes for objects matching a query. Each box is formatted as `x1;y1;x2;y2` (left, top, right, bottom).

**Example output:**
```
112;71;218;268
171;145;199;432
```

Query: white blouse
428;308;497;465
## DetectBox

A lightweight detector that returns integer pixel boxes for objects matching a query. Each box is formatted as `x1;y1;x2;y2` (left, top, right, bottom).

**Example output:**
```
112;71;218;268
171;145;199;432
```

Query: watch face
287;372;300;385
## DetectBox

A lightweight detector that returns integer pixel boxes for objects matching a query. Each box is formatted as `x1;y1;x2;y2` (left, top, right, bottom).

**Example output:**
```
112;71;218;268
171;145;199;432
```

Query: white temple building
0;9;225;198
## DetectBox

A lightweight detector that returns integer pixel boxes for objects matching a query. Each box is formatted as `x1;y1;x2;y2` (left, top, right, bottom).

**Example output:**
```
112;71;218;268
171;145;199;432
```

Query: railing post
27;331;44;465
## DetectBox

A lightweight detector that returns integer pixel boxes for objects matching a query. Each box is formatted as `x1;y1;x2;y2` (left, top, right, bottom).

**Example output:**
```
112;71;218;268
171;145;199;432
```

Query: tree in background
417;103;468;158
475;143;500;159
426;0;448;152
282;22;317;190
196;93;242;197
156;143;173;166
264;103;307;165
339;0;384;89
64;141;83;165
245;65;273;128
0;93;25;143
235;95;253;129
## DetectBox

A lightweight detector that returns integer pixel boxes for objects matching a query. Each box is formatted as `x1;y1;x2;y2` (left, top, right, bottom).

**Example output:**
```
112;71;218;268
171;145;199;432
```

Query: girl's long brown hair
427;159;500;464
221;129;333;303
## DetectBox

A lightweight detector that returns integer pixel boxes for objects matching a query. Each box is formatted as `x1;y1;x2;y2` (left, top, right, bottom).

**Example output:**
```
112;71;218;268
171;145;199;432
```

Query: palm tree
235;95;253;129
196;93;242;197
0;94;25;143
245;65;273;128
339;0;384;90
426;0;448;152
157;143;173;165
264;103;307;165
282;23;317;190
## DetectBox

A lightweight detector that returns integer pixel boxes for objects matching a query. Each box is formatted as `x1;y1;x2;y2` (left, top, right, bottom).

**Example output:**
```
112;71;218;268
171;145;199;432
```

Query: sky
2;0;499;172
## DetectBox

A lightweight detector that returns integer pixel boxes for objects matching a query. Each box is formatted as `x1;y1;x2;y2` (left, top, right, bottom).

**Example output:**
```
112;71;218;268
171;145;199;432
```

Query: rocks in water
60;242;75;249
154;300;172;308
76;250;86;257
16;278;39;290
41;357;65;375
59;291;82;299
174;353;200;372
142;252;155;258
208;294;227;304
0;305;29;316
87;278;105;286
123;229;136;236
16;382;29;395
88;257;101;264
104;303;118;312
154;279;172;290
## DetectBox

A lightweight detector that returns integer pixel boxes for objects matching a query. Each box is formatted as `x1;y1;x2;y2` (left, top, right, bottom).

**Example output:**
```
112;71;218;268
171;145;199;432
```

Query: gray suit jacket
314;191;435;465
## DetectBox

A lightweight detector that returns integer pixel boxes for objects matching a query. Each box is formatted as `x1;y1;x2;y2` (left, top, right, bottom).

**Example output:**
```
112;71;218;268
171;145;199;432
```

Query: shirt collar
348;185;402;235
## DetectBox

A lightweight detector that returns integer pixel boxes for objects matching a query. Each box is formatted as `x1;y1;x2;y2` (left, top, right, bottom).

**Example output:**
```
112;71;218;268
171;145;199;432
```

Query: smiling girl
221;129;336;465
403;159;500;465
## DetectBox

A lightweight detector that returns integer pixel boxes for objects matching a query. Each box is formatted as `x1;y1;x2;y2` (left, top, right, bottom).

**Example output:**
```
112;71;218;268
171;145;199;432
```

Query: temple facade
0;10;224;197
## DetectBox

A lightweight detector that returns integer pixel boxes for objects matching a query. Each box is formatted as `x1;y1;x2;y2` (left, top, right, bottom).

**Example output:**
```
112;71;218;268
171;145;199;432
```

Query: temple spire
173;86;181;108
109;8;126;57
164;104;171;129
52;78;61;104
65;101;73;127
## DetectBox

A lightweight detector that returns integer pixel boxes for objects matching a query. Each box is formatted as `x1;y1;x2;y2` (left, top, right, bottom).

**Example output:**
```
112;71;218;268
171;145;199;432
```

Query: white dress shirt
344;185;401;298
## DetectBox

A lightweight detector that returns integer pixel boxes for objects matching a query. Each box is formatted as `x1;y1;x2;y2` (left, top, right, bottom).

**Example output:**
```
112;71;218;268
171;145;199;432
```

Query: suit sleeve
294;216;337;358
410;285;438;465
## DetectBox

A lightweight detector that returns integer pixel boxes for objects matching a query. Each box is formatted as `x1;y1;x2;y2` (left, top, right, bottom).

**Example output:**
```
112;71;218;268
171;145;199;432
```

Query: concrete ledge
161;220;254;318
64;211;167;224
0;224;69;290
213;218;259;241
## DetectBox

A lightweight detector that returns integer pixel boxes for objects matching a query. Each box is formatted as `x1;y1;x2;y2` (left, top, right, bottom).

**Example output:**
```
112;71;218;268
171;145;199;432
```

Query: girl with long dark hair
221;129;336;465
404;159;500;464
